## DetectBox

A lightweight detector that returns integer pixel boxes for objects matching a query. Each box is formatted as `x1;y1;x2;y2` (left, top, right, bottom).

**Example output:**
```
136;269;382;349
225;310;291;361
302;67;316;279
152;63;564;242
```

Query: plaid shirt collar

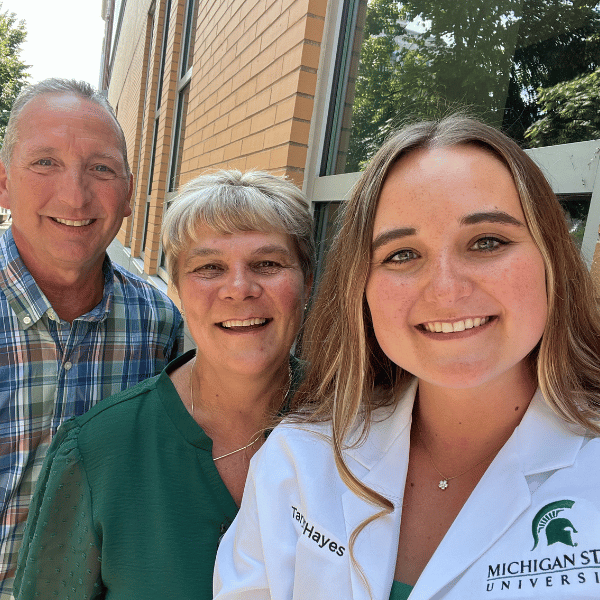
0;228;114;328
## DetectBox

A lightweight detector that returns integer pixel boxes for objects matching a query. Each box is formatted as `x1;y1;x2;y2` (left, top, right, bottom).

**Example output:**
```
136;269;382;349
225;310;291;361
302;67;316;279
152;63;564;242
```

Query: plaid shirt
0;229;183;598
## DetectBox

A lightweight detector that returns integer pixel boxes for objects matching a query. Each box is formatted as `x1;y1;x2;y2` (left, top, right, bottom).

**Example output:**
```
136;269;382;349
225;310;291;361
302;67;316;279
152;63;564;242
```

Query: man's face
0;92;133;280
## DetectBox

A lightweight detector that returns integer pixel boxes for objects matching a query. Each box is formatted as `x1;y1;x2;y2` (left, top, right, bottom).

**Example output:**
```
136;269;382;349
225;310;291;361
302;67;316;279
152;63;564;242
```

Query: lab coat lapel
410;390;584;600
341;380;417;600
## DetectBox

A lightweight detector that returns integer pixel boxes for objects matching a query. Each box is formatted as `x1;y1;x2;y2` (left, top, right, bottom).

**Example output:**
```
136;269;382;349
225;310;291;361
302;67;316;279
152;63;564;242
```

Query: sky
3;0;106;87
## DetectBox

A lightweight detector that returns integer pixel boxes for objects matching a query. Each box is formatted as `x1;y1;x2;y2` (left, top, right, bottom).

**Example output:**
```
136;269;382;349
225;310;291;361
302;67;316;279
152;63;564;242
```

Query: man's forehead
14;93;125;159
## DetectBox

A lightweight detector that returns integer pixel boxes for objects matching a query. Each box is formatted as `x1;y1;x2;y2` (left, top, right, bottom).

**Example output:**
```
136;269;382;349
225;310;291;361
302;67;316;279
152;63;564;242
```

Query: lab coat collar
340;385;585;600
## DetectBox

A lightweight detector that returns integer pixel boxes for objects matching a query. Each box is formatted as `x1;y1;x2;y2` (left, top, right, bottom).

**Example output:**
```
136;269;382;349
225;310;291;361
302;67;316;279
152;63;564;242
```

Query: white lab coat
214;381;600;599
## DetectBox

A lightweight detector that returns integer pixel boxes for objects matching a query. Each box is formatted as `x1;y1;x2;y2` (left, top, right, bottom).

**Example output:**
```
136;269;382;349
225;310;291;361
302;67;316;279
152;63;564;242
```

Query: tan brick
231;63;253;93
269;144;288;168
297;68;318;95
304;13;324;42
209;147;225;165
256;0;284;38
250;43;278;79
301;41;321;70
245;149;272;170
285;168;304;188
307;0;327;18
246;88;272;117
218;92;237;117
250;106;278;134
282;43;304;75
241;131;266;155
275;17;305;56
242;0;268;28
255;58;284;94
270;70;301;104
287;143;308;168
287;0;309;26
290;118;311;145
223;139;243;161
213;114;229;135
215;129;233;149
274;96;297;123
236;24;259;60
235;78;258;104
226;156;248;172
264;120;293;148
231;119;251;141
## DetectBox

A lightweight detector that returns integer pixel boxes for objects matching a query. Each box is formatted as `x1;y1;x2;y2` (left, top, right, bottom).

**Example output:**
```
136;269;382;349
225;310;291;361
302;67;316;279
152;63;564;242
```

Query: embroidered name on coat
291;506;345;556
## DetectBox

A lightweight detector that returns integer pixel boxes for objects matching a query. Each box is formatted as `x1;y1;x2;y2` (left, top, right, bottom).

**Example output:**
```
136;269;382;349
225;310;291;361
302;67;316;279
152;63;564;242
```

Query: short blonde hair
161;170;314;288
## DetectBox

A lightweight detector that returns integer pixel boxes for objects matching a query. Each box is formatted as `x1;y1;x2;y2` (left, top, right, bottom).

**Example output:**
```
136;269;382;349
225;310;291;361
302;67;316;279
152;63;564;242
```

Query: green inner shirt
390;580;414;600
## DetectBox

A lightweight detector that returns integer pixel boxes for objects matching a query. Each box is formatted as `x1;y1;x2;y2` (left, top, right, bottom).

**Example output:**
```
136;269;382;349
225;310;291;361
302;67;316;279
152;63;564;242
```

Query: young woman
213;117;600;600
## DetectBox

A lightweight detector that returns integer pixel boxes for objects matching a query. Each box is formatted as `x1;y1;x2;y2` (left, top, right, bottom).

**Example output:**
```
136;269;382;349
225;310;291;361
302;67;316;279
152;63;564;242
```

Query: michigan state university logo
531;500;577;550
486;499;600;594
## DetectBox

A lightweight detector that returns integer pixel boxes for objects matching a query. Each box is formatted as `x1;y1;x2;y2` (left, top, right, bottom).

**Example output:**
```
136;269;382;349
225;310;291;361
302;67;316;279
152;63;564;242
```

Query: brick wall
105;0;326;282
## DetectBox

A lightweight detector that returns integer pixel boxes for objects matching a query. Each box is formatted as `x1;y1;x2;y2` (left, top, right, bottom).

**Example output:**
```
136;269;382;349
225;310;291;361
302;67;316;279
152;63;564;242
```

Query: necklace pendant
438;479;449;490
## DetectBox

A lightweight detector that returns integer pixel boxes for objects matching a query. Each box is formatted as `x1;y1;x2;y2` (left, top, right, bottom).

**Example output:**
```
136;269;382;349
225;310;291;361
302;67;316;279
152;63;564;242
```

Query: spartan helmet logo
531;500;577;550
545;518;578;547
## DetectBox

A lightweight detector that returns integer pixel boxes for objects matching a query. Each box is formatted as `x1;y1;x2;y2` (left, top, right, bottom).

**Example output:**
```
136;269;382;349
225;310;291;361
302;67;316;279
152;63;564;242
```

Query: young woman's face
365;145;548;391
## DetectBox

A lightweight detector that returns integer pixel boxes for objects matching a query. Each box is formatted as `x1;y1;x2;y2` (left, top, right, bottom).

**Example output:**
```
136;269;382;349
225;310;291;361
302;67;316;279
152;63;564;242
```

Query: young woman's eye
384;249;419;264
470;237;508;252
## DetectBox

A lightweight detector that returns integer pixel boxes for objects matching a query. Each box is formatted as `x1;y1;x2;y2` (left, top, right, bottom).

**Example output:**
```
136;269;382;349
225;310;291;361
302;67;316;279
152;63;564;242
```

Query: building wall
104;0;327;296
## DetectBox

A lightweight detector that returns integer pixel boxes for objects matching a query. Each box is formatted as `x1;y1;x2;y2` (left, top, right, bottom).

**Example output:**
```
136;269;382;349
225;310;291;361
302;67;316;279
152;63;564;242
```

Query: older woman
14;170;314;600
214;117;600;600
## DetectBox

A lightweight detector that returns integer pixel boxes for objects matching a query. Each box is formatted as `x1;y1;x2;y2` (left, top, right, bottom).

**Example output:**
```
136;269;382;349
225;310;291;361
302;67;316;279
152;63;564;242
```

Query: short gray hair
1;78;130;175
161;170;315;288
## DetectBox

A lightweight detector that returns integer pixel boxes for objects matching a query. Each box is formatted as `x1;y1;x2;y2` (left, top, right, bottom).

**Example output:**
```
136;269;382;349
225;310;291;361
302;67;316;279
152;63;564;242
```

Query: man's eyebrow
372;228;417;252
92;152;123;162
22;146;58;156
22;147;123;163
460;211;525;227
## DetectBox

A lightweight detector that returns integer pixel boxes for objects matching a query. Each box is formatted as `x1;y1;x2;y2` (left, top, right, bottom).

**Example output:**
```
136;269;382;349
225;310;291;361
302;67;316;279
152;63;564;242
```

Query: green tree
343;0;600;172
345;0;404;171
0;4;28;144
525;67;600;146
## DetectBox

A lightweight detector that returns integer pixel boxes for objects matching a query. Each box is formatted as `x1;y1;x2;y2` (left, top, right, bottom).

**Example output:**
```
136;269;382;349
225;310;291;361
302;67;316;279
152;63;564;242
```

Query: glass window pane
181;0;198;77
333;0;600;174
169;84;190;192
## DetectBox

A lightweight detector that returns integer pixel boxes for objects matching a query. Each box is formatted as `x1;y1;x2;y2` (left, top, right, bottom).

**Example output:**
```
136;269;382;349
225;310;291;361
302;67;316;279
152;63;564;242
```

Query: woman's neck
191;358;290;437
413;365;537;465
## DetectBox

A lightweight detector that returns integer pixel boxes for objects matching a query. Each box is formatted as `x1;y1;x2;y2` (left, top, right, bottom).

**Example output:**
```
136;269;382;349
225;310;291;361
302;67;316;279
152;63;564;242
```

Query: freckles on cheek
368;279;412;324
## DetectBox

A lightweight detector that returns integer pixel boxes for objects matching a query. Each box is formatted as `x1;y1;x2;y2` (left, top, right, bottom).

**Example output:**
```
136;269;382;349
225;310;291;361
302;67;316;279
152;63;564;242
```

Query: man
0;79;183;597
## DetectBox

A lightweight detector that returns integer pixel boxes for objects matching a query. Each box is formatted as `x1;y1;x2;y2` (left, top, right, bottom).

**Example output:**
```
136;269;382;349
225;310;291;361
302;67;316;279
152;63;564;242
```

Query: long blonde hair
296;115;600;581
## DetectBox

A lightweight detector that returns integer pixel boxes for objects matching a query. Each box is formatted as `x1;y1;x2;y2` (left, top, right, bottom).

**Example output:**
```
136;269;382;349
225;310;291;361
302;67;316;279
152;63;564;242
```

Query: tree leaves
0;3;29;145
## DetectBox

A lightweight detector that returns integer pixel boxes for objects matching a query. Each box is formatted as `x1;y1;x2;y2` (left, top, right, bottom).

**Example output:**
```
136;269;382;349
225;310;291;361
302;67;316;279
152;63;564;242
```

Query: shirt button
23;316;31;325
64;362;73;371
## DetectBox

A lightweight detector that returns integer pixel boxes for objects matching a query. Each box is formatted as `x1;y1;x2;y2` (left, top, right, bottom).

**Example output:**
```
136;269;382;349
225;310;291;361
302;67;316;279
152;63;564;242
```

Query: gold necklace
188;357;290;462
415;420;503;490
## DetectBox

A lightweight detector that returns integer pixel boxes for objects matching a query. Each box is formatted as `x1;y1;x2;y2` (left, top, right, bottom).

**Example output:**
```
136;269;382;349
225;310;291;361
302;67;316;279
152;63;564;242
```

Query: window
308;0;600;273
159;0;197;278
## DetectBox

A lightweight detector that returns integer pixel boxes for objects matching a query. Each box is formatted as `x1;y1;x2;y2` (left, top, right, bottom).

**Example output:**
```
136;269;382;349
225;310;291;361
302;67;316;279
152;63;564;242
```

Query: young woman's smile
366;145;548;390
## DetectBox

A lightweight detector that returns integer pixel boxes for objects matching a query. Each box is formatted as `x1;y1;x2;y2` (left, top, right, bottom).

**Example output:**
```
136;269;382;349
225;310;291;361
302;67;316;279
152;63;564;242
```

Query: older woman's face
177;226;309;378
365;145;547;391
